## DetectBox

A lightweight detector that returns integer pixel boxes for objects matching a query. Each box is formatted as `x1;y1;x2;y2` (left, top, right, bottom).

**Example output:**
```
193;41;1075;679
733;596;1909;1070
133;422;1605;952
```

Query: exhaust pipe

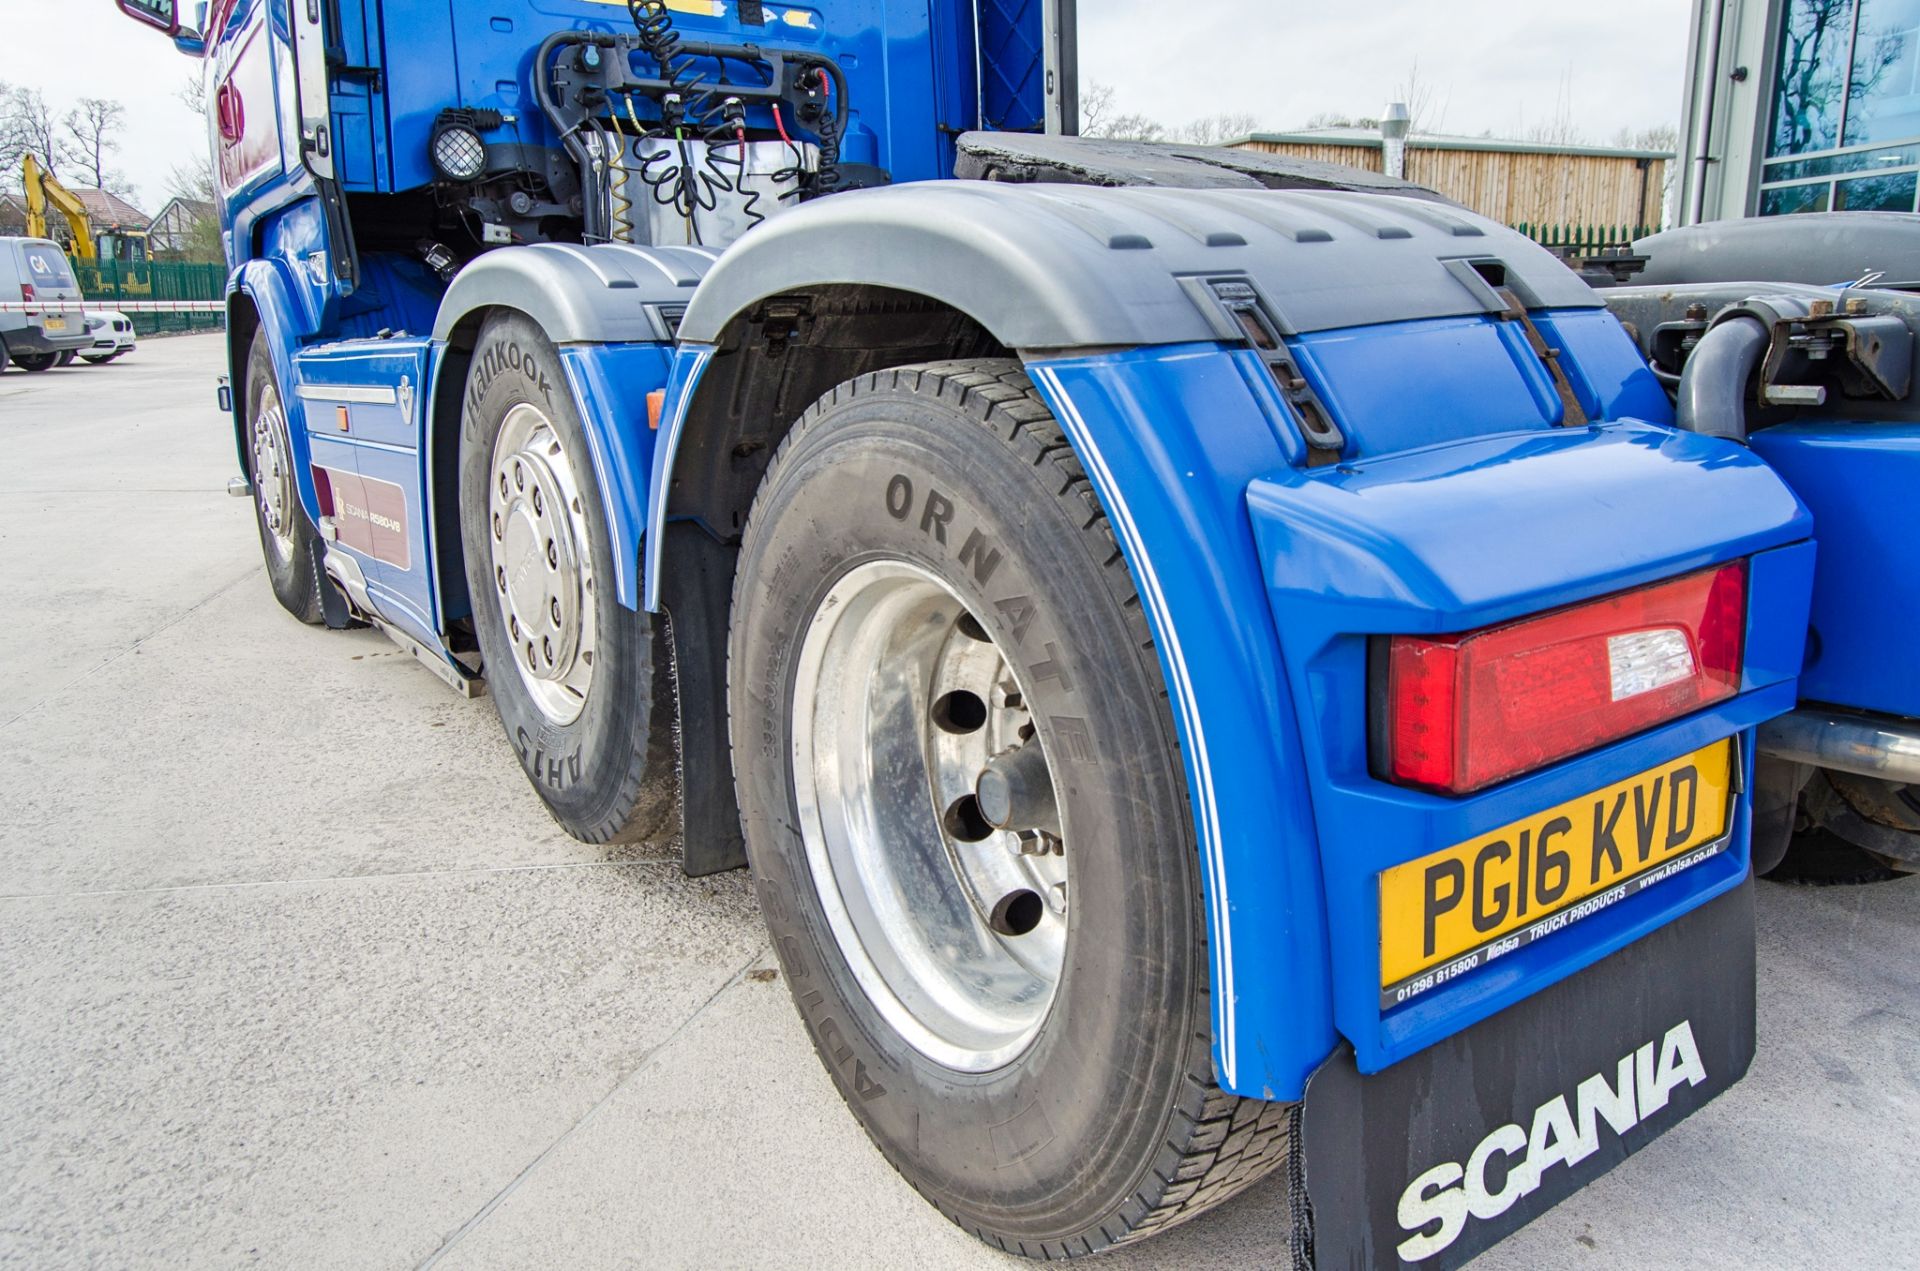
1758;708;1920;785
1675;315;1769;442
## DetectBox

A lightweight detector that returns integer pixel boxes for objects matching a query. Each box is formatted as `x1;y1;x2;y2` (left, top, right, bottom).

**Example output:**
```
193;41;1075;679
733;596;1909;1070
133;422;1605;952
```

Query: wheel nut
532;488;543;515
493;513;503;540
510;615;520;638
514;462;525;490
542;637;554;664
551;597;563;624
497;566;508;593
498;473;508;499
546;541;558;568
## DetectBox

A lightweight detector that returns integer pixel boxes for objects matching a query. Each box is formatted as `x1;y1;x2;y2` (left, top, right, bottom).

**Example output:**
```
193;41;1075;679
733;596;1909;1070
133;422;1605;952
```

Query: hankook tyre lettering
727;361;1295;1257
458;311;675;844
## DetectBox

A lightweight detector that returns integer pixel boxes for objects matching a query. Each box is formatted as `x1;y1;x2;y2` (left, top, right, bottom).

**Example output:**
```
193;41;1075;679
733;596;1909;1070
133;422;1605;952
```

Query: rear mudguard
642;336;1811;1098
1022;343;1810;1097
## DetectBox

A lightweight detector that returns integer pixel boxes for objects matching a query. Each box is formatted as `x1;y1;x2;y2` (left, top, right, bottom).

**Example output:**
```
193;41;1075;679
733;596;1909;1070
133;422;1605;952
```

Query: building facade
1679;0;1920;223
1231;129;1671;241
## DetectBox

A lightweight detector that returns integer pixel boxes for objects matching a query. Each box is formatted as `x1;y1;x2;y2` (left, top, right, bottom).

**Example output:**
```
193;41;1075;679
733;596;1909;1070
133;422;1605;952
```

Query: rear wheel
55;350;76;368
13;352;56;372
458;311;675;844
243;334;328;624
729;362;1292;1257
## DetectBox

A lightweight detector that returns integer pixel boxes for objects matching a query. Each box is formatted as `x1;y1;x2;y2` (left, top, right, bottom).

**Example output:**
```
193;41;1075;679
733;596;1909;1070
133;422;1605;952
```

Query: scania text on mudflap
118;0;1819;1263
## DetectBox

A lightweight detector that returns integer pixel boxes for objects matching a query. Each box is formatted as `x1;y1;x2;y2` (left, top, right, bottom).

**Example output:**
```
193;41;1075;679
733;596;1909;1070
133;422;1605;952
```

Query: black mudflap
1303;878;1756;1270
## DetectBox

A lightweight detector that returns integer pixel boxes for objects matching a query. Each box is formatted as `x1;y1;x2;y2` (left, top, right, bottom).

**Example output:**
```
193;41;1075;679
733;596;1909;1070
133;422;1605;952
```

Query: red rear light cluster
20;282;35;313
1385;563;1747;794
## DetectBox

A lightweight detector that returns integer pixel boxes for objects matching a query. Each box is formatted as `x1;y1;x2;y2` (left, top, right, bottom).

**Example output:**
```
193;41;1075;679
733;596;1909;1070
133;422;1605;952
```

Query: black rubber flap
1302;878;1756;1270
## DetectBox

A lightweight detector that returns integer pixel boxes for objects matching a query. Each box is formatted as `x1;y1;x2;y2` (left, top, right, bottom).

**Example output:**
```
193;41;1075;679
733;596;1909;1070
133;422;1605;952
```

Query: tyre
82;354;115;365
13;352;56;372
56;350;76;368
243;332;329;624
458;312;676;844
729;362;1291;1257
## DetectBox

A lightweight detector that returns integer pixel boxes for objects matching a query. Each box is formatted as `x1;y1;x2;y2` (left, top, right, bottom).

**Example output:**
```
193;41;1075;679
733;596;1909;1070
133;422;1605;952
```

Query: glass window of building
1762;0;1920;212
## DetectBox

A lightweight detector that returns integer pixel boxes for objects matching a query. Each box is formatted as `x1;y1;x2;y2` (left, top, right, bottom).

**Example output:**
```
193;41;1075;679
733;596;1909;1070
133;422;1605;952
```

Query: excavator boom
22;154;97;261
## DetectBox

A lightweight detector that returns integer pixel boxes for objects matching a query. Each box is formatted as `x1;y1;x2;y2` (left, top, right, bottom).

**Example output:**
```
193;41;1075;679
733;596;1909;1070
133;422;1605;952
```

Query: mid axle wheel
459;313;674;844
487;403;597;725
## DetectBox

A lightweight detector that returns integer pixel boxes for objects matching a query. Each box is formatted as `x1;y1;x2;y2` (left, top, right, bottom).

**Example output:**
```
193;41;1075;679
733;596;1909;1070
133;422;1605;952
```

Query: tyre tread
735;359;1297;1260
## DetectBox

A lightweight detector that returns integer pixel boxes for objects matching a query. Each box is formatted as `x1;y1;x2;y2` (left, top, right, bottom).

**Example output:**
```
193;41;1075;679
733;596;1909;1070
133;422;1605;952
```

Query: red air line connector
1383;562;1747;794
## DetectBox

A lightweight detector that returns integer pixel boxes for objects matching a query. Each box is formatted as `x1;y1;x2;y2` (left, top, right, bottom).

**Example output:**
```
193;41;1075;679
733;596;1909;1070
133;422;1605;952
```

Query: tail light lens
20;282;35;313
1385;563;1746;794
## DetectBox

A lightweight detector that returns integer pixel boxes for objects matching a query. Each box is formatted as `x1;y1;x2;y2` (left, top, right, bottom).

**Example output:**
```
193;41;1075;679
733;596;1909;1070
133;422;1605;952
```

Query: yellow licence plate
1379;739;1733;1008
43;317;66;331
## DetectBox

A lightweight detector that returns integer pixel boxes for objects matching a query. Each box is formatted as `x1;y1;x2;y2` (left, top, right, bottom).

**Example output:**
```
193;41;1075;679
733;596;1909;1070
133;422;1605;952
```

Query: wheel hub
251;384;295;562
790;560;1069;1072
488;403;596;725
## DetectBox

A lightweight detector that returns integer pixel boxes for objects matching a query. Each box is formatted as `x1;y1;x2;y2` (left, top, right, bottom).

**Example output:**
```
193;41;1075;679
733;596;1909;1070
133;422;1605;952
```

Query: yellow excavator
21;154;149;264
22;154;99;260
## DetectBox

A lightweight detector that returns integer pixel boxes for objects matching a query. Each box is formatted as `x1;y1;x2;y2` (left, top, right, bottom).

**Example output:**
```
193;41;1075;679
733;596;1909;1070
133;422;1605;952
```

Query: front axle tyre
728;362;1293;1257
243;332;329;624
458;311;675;844
13;352;56;372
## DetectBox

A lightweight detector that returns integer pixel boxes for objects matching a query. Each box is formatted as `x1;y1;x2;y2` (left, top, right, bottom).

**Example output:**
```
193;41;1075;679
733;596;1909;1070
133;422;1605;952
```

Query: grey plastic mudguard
1635;212;1920;289
676;181;1600;350
432;242;722;344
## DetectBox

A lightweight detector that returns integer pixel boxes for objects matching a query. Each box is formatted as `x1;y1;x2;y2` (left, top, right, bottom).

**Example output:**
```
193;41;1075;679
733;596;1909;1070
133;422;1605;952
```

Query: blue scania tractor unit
116;0;1822;1264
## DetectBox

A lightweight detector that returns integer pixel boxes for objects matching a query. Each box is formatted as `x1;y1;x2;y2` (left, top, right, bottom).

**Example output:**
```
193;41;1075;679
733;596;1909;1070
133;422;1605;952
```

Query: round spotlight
431;121;487;183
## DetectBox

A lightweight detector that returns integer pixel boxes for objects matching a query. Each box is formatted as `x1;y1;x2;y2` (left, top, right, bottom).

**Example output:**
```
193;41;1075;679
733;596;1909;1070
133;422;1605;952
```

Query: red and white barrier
0;300;226;314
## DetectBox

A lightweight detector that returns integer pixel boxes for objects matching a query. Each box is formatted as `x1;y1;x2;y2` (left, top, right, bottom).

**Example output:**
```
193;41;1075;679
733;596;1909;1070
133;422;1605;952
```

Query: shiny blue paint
1028;342;1813;1093
1247;426;1811;1070
1288;309;1680;459
1028;345;1338;1100
557;342;675;611
643;343;718;614
1748;423;1920;718
1533;307;1676;426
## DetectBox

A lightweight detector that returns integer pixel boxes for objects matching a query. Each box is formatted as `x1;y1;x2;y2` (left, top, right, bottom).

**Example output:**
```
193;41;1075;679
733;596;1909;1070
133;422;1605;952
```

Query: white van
0;238;93;372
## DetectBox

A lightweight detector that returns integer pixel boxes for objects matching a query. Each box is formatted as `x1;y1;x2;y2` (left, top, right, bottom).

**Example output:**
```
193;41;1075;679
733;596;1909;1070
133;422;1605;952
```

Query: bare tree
1178;113;1262;146
1078;83;1167;142
169;156;217;204
1095;113;1166;143
3;87;62;171
1772;0;1849;153
1396;60;1439;133
62;97;130;193
179;74;208;118
1078;82;1117;138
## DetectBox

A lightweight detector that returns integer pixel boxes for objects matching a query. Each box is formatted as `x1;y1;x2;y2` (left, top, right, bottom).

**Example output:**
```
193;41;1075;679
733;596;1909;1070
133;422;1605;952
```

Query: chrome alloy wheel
488;403;597;725
790;560;1069;1072
251;382;296;564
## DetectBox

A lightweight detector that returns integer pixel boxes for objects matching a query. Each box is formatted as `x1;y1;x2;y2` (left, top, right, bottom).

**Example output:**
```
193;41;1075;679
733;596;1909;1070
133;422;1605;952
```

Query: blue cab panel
1748;422;1920;718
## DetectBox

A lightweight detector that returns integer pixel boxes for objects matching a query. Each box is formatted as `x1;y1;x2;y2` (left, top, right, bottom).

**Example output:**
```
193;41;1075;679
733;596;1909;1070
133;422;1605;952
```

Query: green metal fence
1511;223;1659;253
66;257;227;336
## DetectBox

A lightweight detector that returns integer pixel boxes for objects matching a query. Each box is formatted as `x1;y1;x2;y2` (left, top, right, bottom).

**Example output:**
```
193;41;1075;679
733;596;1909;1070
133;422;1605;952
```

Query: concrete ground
2;333;1914;1269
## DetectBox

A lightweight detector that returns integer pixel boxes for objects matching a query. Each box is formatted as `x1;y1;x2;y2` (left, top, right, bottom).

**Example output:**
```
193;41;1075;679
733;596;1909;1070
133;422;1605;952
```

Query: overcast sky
1;0;1693;213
